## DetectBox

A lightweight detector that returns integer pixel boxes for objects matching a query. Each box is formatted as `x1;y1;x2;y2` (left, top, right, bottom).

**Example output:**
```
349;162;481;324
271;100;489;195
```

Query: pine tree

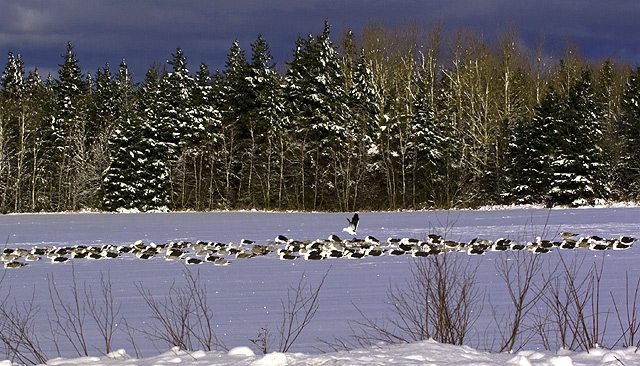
348;48;381;209
137;63;172;211
191;62;221;209
102;114;142;211
246;35;287;208
619;67;640;197
156;48;199;209
0;51;25;212
286;21;350;210
506;87;558;204
104;62;170;211
89;63;116;144
102;59;141;211
409;75;457;208
549;68;606;205
22;68;53;211
216;40;251;206
1;51;24;94
37;73;66;210
52;42;91;210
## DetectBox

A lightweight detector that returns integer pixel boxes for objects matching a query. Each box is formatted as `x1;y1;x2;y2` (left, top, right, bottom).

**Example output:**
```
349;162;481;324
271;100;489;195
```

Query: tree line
1;21;639;213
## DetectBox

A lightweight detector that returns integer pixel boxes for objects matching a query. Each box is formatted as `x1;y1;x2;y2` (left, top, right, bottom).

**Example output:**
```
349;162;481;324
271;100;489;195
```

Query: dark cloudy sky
2;0;640;81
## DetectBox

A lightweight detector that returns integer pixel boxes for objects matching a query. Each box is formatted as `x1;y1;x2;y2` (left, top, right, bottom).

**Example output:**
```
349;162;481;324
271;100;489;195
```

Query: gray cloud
0;0;639;80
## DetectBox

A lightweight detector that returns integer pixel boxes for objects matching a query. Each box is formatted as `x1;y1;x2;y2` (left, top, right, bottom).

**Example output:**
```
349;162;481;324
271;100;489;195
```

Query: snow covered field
1;207;639;365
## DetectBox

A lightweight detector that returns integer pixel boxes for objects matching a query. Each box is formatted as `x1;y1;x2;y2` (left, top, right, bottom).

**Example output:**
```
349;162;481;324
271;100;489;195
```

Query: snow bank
4;340;636;366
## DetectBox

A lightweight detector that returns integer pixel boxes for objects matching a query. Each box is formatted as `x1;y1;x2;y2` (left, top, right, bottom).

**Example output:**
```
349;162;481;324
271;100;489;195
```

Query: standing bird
342;213;359;236
560;232;579;240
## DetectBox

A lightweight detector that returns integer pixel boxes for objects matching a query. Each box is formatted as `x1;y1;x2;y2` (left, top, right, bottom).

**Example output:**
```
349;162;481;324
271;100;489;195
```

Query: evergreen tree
246;35;287;208
506;87;559;204
136;63;172;211
22;68;53;211
89;63;116;145
348;48;381;209
191;62;221;209
409;75;457;208
37;73;66;210
286;21;350;210
52;42;91;210
217;40;251;206
157;48;198;209
102;60;141;211
549;68;606;205
104;63;170;211
102;113;142;211
0;51;25;211
619;67;640;198
1;51;24;93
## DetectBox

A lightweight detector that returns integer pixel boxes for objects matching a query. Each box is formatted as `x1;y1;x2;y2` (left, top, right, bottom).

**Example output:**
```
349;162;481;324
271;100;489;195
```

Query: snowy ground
0;207;639;365
19;341;640;366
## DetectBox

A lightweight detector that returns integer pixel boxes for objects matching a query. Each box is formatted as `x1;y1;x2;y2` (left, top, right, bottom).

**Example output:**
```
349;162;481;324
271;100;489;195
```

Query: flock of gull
0;214;635;269
0;231;636;269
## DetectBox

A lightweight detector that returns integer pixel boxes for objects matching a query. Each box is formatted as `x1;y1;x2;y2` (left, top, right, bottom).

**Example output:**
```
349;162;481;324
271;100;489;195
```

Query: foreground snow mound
13;341;639;366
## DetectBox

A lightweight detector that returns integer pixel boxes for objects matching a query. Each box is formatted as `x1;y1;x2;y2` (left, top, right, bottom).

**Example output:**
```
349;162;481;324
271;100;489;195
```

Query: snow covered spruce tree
0;51;25;212
507;86;558;204
549;66;606;206
159;48;201;210
190;62;221;210
245;35;289;209
17;68;53;211
347;47;383;210
88;64;115;147
32;67;68;211
52;42;92;210
102;60;143;211
121;63;172;211
131;56;182;211
617;67;640;199
509;62;606;206
216;40;251;207
86;63;122;208
286;21;351;210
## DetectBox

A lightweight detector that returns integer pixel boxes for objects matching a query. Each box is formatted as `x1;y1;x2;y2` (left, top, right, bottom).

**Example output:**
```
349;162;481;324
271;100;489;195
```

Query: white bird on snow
342;213;359;236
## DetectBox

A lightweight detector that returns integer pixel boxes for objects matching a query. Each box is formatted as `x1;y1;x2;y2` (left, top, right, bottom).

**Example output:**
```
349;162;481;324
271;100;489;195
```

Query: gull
560;232;579;239
342;213;359;236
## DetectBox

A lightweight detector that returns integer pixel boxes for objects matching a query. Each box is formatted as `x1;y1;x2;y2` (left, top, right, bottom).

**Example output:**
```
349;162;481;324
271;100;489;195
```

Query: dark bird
343;213;359;236
188;257;205;264
275;235;290;243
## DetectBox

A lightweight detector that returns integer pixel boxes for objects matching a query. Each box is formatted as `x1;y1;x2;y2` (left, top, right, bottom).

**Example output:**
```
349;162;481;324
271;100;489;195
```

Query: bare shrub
493;250;551;352
135;268;225;352
85;272;121;354
250;327;272;354
122;319;144;359
250;269;329;354
0;290;49;365
47;270;90;356
611;272;640;349
47;267;122;357
540;252;609;351
277;269;328;352
329;253;481;349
